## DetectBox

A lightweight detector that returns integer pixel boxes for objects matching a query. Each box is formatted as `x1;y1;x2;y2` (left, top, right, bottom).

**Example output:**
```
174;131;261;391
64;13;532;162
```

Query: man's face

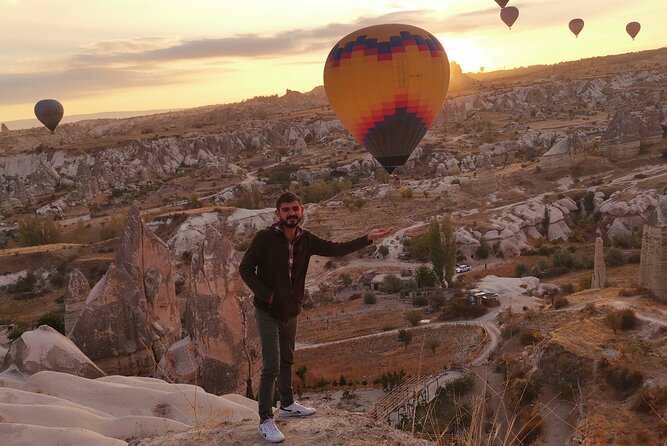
276;200;304;228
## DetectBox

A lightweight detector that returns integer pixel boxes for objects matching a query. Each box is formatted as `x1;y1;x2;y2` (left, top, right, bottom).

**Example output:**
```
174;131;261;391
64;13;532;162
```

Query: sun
437;36;491;73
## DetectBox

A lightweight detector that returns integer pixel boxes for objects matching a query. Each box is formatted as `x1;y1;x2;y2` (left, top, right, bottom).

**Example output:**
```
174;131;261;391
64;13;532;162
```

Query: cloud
2;5;577;106
0;66;192;105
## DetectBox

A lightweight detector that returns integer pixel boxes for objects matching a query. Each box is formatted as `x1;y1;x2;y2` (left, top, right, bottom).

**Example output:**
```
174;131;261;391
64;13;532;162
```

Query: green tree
429;218;445;282
583;191;595;212
378;245;389;258
398;329;413;349
475;239;490;259
415;265;437;288
441;215;457;285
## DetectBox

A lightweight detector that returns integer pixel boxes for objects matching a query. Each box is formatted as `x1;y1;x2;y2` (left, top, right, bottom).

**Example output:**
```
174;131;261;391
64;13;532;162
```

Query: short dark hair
276;191;302;209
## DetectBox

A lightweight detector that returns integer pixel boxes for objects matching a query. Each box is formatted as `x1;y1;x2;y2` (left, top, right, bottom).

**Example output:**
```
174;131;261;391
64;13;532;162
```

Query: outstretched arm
367;227;397;242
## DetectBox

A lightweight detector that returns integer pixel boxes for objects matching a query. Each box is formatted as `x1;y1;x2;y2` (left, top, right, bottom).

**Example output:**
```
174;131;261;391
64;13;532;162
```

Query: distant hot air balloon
480;66;485;73
34;99;64;133
626;21;641;40
500;6;519;29
323;24;450;174
495;0;509;7
569;18;584;37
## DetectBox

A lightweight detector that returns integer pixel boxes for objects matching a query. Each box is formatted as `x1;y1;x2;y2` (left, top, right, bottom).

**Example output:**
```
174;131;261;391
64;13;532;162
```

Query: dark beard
280;216;300;228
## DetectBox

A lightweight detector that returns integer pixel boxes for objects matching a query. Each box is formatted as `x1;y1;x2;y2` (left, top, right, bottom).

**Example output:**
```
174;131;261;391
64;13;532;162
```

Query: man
239;191;394;443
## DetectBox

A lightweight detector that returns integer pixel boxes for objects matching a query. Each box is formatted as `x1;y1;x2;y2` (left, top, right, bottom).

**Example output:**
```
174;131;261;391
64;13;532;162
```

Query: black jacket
239;223;372;321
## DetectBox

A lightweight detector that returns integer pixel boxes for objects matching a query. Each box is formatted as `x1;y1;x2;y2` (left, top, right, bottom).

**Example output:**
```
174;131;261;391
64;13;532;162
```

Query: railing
368;368;457;422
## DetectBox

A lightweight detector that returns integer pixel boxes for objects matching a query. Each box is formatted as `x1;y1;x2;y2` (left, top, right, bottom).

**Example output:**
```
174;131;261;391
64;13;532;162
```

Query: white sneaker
279;401;317;417
258;418;285;443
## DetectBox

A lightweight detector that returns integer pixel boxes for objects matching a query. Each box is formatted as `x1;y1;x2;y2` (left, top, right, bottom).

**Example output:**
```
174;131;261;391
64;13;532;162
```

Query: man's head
275;192;304;228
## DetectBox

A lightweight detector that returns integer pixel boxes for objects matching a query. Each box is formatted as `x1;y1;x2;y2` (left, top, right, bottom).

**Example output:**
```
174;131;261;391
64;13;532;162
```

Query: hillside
1;47;667;445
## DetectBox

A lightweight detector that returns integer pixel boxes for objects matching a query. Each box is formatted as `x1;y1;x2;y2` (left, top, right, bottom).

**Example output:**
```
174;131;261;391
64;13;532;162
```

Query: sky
1;0;666;122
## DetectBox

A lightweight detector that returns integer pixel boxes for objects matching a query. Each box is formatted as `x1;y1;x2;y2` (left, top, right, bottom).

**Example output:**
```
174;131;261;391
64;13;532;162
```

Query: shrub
606;309;637;333
515;263;529;277
583;191;595;212
8;325;29;341
399;188;413;198
552;249;574;269
560;283;575;295
578;275;591;291
377;245;389;258
98;213;127;241
553;296;570;309
382;274;402;293
438;299;488;321
363;292;377;304
475;240;490;259
605;248;625;267
632;384;667;413
412;295;429;307
7;272;37;294
49;270;67;289
597;358;643;398
519;329;543;345
35;311;65;334
18;215;62;246
398;329;414;348
405;310;423;327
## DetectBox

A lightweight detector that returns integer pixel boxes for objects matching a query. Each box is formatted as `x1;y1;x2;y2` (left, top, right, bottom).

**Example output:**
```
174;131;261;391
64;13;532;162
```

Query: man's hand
368;227;397;242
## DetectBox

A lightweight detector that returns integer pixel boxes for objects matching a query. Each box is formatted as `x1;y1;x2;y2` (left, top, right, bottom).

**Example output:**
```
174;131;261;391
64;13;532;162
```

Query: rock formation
68;204;182;375
0;325;105;386
157;226;260;396
598;110;641;160
639;195;667;301
64;268;90;335
1;123;8;133
540;131;586;170
591;237;606;288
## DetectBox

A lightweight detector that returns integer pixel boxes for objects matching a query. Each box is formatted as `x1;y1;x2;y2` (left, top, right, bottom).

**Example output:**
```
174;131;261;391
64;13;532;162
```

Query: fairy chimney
591;237;606;288
64;268;90;335
639;196;667;301
68;203;182;375
156;226;260;395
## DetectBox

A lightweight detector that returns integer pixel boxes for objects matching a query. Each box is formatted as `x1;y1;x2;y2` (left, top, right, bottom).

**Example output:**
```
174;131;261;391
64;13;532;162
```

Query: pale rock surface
159;226;261;395
64;268;90;335
455;228;480;258
0;325;105;385
591;237;606;288
0;370;258;445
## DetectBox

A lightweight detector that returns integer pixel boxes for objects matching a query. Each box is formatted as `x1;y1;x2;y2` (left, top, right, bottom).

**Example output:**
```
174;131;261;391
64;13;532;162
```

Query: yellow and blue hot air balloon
323;24;450;174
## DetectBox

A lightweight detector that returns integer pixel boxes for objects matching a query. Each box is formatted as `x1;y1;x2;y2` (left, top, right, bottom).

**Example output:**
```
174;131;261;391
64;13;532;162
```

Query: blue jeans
255;307;297;421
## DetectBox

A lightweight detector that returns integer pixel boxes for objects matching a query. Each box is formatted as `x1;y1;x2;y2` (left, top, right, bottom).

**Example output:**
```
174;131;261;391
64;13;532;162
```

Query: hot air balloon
495;0;509;7
480;66;485;73
500;6;519;29
34;99;64;133
626;21;641;40
569;18;584;37
323;24;450;174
